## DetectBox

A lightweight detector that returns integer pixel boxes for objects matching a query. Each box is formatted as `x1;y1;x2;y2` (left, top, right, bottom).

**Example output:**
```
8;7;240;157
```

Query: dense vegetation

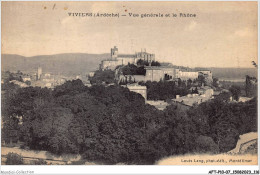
5;153;24;165
121;64;146;76
118;59;161;76
138;80;190;101
88;70;115;85
137;59;161;67
2;71;24;83
4;152;47;165
229;85;241;101
245;75;257;97
188;94;257;152
2;79;257;164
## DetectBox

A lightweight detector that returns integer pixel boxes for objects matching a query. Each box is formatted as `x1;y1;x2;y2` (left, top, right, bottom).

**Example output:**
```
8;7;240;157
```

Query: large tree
229;85;241;101
89;70;115;85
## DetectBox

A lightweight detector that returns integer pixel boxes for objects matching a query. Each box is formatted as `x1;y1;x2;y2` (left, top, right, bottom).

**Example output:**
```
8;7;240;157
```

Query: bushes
5;153;47;165
5;152;24;165
33;159;47;165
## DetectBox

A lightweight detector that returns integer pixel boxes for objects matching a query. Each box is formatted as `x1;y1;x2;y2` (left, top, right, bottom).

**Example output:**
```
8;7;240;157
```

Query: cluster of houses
120;83;219;111
4;67;85;89
94;46;215;110
172;86;214;109
95;46;256;110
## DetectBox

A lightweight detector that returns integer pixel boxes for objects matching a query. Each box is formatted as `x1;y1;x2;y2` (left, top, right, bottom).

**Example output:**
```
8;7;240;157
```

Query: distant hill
1;53;110;76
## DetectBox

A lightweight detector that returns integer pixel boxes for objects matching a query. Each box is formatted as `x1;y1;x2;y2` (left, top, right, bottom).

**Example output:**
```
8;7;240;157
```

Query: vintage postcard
1;1;258;174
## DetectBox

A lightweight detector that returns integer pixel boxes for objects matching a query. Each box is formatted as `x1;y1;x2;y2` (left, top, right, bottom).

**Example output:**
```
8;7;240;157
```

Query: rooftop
147;100;168;110
122;84;147;90
9;80;28;88
173;93;213;107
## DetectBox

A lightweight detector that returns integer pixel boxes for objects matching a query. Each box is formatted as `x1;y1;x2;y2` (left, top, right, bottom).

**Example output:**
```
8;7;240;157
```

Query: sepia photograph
1;1;258;174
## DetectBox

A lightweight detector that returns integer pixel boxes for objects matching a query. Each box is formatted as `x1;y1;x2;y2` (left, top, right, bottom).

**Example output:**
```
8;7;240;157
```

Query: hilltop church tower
37;66;42;80
111;46;118;60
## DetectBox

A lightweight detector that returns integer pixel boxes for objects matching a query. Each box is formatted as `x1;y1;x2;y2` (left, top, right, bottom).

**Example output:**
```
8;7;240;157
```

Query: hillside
1;53;110;76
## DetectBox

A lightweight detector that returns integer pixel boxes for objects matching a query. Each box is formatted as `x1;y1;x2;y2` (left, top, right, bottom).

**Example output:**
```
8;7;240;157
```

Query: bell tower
111;46;118;60
37;66;42;80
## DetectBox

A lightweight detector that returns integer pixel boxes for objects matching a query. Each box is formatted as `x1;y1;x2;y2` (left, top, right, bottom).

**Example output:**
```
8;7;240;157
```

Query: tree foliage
137;59;161;67
2;71;24;83
89;70;115;85
137;59;149;66
1;79;257;164
229;85;241;101
138;81;189;101
5;152;24;165
213;77;219;88
187;95;257;152
121;64;146;75
33;159;47;165
245;75;257;97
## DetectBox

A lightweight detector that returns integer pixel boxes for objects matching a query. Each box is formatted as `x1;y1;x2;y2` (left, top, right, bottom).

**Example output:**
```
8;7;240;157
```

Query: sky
1;1;258;68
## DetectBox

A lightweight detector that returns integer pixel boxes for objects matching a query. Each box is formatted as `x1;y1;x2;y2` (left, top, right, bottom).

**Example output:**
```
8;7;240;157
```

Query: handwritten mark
52;4;56;10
